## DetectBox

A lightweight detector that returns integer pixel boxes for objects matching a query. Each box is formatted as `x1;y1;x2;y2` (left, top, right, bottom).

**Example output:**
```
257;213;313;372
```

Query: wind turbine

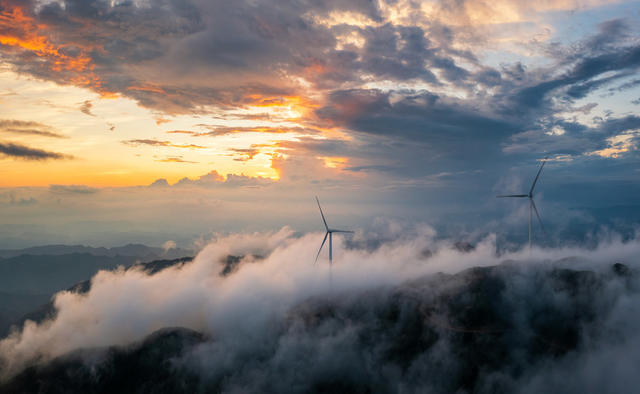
315;196;354;266
497;158;548;250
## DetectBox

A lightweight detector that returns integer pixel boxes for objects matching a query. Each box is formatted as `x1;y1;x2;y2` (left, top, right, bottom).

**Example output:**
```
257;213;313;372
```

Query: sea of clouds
1;223;639;392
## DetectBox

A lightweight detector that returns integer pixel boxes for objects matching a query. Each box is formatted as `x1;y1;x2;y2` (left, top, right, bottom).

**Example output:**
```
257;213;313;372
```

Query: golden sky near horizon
0;68;336;186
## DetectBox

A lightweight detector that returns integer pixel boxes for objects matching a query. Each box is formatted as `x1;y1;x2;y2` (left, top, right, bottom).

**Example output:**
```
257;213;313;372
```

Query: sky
0;0;639;248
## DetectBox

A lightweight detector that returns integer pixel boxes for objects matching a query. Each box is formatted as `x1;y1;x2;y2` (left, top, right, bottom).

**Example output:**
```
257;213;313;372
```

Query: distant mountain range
0;243;192;260
0;244;194;337
15;257;195;332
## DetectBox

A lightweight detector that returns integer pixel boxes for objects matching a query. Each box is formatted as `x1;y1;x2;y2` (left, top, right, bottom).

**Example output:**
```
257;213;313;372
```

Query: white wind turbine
315;196;354;266
497;158;548;250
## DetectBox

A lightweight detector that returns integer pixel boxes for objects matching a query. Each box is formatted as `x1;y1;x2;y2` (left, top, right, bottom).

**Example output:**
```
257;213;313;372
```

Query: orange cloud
187;126;296;137
155;117;172;126
304;62;332;79
166;130;196;135
198;170;225;183
246;95;318;108
0;3;114;96
588;131;639;159
156;157;198;163
319;156;349;169
228;148;261;162
128;84;166;95
242;94;320;121
122;139;207;149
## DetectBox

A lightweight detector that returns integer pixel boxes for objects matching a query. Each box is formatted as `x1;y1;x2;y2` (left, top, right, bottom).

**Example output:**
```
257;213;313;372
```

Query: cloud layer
1;226;640;392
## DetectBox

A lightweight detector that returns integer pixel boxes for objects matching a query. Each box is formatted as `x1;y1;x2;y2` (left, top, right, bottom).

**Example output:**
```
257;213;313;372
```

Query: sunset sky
0;0;639;247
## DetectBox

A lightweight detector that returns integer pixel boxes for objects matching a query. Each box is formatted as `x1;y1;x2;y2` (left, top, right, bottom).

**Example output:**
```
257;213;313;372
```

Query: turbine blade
315;232;328;264
315;196;329;231
331;229;355;233
496;194;528;198
529;157;548;195
531;199;546;235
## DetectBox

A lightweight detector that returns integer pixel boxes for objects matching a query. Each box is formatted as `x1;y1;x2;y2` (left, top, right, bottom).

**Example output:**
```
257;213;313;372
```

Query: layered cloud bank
1;226;640;392
1;0;639;189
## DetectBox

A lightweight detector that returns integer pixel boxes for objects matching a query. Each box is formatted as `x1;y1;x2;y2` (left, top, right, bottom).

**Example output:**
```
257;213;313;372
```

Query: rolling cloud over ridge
1;226;640;392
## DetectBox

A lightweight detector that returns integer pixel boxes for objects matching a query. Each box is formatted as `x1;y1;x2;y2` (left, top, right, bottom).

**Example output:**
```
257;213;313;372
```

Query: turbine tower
497;158;548;250
315;196;354;266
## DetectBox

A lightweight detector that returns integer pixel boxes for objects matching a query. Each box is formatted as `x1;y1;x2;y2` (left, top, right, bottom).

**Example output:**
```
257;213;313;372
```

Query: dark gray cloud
318;89;514;141
300;17;640;185
5;192;37;206
0;1;635;121
0;0;480;113
149;178;170;187
612;78;640;93
502;115;640;157
49;185;99;194
510;44;640;113
0;141;71;160
229;148;260;162
1;0;307;112
79;100;94;116
123;139;172;147
505;19;640;117
2;1;635;135
314;88;517;177
0;119;65;138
